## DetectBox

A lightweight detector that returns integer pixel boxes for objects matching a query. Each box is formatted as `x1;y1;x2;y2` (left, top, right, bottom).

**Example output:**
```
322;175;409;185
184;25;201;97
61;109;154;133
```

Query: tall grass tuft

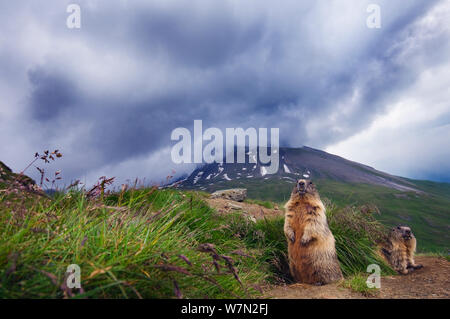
0;187;268;298
326;201;395;276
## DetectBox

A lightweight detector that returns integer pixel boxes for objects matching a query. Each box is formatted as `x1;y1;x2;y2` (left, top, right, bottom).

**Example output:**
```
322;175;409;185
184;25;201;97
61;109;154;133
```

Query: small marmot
284;179;343;285
382;225;423;274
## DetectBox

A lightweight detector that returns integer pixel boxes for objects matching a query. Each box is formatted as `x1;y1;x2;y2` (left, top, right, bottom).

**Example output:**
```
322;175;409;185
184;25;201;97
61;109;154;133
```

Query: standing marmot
284;179;343;285
382;225;423;274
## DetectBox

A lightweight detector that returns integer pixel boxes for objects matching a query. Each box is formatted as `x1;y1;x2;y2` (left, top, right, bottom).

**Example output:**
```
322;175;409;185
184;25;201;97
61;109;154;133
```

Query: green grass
326;201;395;277
340;273;379;296
0;188;270;298
1;182;395;298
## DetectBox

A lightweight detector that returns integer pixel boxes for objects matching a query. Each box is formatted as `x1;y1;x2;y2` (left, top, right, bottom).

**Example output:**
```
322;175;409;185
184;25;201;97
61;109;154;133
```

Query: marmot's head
292;179;319;198
391;225;414;241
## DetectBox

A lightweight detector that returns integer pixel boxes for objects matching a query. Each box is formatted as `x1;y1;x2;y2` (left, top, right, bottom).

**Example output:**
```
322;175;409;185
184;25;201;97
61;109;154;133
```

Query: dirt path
266;256;450;299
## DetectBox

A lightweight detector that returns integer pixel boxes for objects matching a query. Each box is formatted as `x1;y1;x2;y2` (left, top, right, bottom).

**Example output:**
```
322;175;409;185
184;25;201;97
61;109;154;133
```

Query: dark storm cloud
130;8;266;68
1;0;449;184
28;68;79;121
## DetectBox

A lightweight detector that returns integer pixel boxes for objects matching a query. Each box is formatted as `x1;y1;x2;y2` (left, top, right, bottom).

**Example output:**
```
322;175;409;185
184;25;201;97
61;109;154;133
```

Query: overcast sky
0;0;449;186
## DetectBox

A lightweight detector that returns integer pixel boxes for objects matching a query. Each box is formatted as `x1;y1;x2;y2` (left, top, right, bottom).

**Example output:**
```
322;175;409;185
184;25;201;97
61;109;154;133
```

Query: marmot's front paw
313;281;325;286
407;263;423;270
286;232;295;243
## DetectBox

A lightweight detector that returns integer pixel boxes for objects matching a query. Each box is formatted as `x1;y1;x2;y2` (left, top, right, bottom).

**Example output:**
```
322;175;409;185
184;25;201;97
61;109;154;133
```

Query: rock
227;203;243;210
0;161;13;179
211;188;247;202
0;161;35;186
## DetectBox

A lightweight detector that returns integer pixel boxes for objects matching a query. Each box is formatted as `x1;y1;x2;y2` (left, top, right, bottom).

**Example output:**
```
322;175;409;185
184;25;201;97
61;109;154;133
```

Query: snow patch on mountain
283;164;291;174
260;166;268;176
193;171;204;184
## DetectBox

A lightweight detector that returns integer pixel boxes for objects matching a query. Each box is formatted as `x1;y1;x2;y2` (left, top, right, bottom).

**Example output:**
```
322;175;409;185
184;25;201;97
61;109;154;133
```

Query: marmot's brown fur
284;179;343;285
382;225;423;274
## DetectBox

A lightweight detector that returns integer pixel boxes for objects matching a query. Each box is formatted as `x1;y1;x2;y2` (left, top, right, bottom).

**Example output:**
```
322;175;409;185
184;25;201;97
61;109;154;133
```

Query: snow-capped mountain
176;146;419;193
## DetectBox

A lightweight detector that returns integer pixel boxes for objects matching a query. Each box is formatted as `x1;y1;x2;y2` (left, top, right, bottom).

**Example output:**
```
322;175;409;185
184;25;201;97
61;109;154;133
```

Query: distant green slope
186;177;450;253
315;180;450;253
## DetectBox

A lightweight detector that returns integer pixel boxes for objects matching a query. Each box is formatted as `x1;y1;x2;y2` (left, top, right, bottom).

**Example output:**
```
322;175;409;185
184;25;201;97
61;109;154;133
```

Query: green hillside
317;180;450;253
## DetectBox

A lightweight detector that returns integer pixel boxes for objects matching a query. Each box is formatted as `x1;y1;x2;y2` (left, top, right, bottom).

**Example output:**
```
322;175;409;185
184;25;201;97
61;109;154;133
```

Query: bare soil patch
266;256;450;299
205;197;284;220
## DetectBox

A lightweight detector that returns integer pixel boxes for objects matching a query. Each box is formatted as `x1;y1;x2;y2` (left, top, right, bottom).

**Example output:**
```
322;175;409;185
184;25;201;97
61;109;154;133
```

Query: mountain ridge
177;146;424;193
